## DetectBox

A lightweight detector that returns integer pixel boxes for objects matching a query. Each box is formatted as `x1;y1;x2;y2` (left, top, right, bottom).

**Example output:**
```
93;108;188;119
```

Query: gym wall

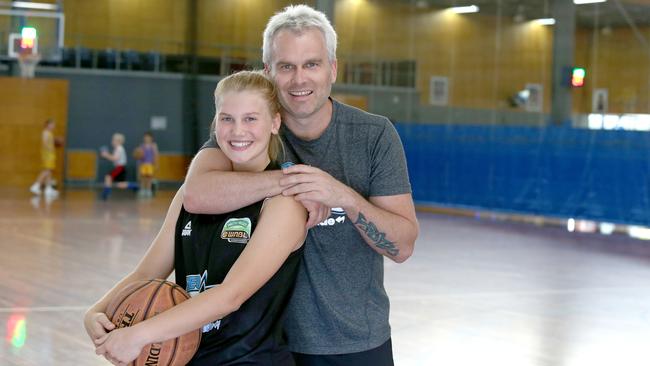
0;77;68;187
55;0;650;115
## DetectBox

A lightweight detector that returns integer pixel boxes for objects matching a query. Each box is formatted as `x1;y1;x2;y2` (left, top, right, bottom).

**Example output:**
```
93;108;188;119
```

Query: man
184;5;418;365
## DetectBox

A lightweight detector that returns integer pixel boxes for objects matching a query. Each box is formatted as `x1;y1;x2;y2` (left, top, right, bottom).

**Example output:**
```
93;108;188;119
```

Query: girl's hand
83;311;115;342
94;327;146;365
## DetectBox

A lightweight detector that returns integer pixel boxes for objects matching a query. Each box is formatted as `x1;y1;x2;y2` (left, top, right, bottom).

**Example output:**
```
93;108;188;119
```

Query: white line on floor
0;305;90;313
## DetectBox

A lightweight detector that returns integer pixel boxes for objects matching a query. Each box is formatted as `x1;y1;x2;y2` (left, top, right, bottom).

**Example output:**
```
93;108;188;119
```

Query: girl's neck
232;156;271;173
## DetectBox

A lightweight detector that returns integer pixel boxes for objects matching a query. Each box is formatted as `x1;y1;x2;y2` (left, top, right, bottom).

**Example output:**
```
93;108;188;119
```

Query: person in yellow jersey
30;118;62;197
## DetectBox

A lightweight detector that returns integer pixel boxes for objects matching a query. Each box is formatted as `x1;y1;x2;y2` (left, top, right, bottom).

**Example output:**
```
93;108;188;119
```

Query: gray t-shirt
202;99;412;355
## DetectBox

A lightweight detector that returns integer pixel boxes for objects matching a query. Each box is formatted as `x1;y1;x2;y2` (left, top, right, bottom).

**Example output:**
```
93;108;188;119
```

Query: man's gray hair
262;4;337;66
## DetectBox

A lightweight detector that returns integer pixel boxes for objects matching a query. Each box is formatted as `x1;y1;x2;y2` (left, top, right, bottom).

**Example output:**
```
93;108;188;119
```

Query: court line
0;305;90;313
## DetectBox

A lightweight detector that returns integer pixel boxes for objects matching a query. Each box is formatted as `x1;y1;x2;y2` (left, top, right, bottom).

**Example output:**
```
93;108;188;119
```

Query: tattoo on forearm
354;212;399;257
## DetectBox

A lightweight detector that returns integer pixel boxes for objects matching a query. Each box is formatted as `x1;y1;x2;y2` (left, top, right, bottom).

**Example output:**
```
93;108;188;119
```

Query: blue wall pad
395;123;650;226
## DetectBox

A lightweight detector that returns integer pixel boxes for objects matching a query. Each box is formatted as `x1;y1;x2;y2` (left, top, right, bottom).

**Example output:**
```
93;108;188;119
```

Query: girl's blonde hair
112;133;125;145
213;70;284;164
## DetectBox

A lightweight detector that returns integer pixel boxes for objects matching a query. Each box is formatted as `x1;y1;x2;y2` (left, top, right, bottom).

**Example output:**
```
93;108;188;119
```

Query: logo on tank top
182;221;192;236
221;217;252;243
318;207;347;226
186;270;222;333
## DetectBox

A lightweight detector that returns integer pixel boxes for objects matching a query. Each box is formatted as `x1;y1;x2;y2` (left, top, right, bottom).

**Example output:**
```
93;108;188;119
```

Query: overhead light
536;18;556;25
450;5;479;14
601;25;612;35
513;4;525;23
574;0;607;4
12;1;58;10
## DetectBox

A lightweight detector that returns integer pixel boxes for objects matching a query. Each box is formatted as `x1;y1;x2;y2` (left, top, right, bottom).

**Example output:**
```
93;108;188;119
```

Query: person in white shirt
100;133;136;199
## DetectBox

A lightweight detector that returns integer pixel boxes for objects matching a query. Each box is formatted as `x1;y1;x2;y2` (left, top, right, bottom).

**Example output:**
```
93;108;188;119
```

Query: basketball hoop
18;52;41;78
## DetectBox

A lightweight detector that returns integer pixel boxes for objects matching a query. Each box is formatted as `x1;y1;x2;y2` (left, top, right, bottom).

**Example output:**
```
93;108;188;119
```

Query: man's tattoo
354;212;399;256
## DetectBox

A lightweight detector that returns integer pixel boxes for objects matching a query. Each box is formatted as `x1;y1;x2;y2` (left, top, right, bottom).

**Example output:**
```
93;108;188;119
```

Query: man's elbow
391;222;419;263
181;183;205;214
391;242;414;263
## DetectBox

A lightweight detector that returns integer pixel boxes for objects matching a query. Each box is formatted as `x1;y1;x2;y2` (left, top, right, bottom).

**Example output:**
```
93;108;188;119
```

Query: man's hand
301;199;331;228
280;164;355;210
281;165;417;263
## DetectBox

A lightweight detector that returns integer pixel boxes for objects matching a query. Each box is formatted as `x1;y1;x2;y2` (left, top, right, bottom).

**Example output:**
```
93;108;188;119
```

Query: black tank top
174;197;304;365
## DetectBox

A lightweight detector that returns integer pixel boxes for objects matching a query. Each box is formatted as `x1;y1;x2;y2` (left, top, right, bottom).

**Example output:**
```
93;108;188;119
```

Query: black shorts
292;338;393;366
109;166;126;182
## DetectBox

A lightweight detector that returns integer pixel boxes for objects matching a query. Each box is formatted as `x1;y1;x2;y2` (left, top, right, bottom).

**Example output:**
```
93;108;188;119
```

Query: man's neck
283;99;333;141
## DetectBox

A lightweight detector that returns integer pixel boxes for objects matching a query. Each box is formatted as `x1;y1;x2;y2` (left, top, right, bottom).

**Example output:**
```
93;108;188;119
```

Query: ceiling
397;0;650;27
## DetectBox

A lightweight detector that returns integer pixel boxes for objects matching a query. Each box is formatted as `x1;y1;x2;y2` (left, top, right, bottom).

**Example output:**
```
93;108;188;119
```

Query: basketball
54;136;64;147
106;279;201;366
133;147;144;160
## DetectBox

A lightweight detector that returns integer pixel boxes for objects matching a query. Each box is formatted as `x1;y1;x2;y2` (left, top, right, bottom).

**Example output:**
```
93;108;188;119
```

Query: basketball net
18;52;41;78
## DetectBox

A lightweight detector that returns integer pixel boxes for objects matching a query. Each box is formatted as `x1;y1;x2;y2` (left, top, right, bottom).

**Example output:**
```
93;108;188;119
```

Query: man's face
267;28;337;122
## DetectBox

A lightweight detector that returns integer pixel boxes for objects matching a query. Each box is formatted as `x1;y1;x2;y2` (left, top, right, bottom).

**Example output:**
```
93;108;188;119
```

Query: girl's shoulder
261;195;306;218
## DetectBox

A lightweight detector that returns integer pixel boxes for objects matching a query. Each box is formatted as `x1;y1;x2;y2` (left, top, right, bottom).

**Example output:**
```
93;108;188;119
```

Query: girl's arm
101;148;118;162
42;130;50;144
95;194;307;363
84;187;182;341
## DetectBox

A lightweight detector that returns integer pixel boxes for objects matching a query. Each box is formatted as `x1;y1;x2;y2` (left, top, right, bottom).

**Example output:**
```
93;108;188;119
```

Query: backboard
0;6;64;61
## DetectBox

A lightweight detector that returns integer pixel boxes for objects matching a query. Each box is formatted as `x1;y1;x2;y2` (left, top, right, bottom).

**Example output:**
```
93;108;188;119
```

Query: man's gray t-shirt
202;99;412;355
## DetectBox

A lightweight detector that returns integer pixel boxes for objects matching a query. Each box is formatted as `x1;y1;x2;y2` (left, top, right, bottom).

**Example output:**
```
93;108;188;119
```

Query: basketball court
2;1;650;365
2;189;650;365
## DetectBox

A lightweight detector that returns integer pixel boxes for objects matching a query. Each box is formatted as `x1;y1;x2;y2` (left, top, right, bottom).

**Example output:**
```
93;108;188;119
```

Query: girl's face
215;90;280;172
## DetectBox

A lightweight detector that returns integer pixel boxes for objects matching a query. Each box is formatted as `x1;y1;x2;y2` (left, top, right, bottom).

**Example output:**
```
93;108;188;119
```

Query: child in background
134;131;159;198
100;133;136;200
30;118;62;197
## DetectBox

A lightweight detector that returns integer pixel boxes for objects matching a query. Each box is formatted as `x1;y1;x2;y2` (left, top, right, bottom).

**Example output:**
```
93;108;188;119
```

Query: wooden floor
1;187;649;365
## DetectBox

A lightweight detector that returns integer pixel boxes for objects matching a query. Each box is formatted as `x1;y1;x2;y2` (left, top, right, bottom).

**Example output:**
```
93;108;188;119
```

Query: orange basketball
106;279;201;366
133;147;144;160
54;137;64;148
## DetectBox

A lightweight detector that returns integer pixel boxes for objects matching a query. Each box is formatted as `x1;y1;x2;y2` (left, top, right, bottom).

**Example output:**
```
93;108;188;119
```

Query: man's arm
184;147;331;227
183;147;283;214
349;193;418;263
280;165;418;263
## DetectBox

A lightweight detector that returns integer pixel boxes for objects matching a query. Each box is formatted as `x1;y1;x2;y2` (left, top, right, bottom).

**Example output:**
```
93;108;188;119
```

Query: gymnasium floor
1;188;649;366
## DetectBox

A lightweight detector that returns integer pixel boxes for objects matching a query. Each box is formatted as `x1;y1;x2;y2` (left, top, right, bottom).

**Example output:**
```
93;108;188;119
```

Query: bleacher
2;46;262;76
